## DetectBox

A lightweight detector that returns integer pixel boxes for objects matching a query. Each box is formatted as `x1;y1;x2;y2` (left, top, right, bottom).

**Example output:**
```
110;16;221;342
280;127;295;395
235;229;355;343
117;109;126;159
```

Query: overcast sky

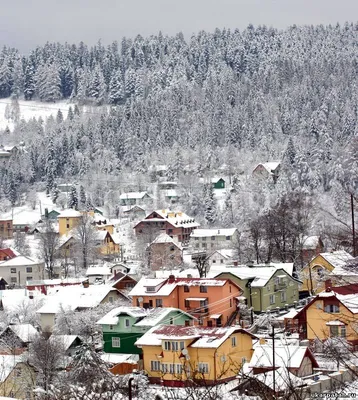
1;0;358;52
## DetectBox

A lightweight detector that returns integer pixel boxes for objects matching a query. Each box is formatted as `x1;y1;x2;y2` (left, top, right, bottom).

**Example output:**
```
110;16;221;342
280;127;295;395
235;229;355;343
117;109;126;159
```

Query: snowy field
0;98;74;131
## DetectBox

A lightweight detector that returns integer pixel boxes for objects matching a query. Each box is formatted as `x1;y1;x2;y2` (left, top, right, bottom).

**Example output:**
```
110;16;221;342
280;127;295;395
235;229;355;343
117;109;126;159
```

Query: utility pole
351;194;356;257
272;325;276;399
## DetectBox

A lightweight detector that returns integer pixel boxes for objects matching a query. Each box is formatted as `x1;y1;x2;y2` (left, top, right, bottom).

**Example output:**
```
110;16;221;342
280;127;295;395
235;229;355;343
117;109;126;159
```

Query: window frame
112;337;121;348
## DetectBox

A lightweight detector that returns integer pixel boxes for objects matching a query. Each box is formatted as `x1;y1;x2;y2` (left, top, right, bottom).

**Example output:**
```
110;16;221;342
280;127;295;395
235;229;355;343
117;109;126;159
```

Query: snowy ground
0;98;74;131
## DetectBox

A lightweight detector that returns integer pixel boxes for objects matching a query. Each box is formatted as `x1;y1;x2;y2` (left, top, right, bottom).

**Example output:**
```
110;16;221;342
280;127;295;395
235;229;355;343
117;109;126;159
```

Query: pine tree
68;186;78;210
0;59;12;98
108;70;124;104
67;106;74;121
89;65;106;105
204;183;217;226
51;183;60;204
24;63;36;100
56;109;64;124
79;185;86;209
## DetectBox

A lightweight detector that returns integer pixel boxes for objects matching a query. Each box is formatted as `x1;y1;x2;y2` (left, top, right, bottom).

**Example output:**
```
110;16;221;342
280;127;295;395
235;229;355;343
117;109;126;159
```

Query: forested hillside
0;23;357;256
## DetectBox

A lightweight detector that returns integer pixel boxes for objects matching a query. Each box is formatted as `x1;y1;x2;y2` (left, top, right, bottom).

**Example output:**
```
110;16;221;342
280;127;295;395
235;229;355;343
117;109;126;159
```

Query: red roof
329;284;358;295
0;248;16;259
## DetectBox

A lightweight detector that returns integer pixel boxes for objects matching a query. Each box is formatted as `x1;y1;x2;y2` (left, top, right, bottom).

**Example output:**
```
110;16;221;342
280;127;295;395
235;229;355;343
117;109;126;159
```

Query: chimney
83;280;90;288
29;291;34;300
218;229;220;234
233;261;238;266
168;275;176;283
325;279;332;290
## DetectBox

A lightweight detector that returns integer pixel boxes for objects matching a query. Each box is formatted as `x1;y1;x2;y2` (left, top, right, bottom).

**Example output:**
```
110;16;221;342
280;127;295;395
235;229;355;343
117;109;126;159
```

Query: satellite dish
221;355;227;362
182;349;188;355
138;297;143;303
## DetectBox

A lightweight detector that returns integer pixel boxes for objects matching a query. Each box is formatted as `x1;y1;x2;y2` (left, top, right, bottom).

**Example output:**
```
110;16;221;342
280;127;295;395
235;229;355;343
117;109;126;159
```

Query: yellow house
300;250;353;295
291;286;358;348
95;230;120;255
57;209;82;236
135;324;257;385
0;356;36;399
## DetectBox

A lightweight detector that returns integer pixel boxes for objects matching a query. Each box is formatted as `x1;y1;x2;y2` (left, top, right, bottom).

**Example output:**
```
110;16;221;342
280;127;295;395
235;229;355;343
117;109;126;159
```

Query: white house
0;256;44;286
190;228;239;251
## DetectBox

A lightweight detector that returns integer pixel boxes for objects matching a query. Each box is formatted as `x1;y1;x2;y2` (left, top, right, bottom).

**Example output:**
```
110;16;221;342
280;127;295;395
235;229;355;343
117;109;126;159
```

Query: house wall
301;255;335;294
177;281;240;327
306;299;356;342
0;220;13;239
141;332;253;384
0;362;36;399
58;216;80;236
132;292;180;309
191;231;238;251
0;262;44;286
40;313;56;333
297;356;313;377
148;242;183;270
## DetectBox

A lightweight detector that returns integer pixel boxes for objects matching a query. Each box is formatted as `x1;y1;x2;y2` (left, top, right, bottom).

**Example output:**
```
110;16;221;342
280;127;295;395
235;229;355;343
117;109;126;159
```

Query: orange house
129;276;242;327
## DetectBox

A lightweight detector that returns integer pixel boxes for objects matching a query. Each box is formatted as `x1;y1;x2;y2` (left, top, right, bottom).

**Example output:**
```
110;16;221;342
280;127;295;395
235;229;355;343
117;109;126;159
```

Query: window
151;361;161;371
66;224;70;229
232;336;237;347
280;292;287;302
170;317;174;325
211;236;216;241
330;326;339;337
112;337;120;348
212;259;216;264
341;325;347;338
161;364;168;373
108;296;114;303
242;357;247;364
267;286;270;292
156;298;163;307
125;319;130;328
146;286;156;292
226;236;231;240
198;363;209;374
220;259;224;264
168;229;173;235
109;325;114;330
229;286;232;293
198;317;203;326
202;243;207;248
10;268;16;274
230;299;232;307
207;320;213;327
26;267;32;273
171;342;179;351
10;277;17;283
27;276;33;281
202;237;206;241
194;237;199;241
269;295;275;305
184;285;190;292
200;286;207;293
324;304;340;313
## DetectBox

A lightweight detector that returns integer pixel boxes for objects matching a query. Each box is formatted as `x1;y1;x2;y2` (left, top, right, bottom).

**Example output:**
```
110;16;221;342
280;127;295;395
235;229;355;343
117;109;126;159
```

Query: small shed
212;178;225;189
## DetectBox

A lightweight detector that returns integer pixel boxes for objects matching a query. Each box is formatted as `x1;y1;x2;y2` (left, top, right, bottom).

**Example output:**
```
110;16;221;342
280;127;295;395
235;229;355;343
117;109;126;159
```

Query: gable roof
120;192;150;200
57;209;82;218
128;277;234;297
49;335;82;351
0;248;17;259
85;266;112;277
254;161;281;175
4;324;38;343
0;255;39;267
250;344;318;369
190;228;237;238
0;354;24;383
135;209;199;229
135;325;256;349
302;235;323;250
150;232;182;248
316;250;354;269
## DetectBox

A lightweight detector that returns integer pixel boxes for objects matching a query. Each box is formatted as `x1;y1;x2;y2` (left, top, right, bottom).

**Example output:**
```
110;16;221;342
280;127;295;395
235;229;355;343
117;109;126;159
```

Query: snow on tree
68;186;78;210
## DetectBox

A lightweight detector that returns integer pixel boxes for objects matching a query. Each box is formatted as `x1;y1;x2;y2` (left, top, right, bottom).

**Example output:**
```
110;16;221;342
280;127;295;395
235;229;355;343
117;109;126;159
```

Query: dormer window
146;286;156;293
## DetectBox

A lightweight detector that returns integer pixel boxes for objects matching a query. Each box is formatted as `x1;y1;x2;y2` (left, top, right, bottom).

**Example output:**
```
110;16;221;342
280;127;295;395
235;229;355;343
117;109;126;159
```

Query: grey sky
1;0;358;52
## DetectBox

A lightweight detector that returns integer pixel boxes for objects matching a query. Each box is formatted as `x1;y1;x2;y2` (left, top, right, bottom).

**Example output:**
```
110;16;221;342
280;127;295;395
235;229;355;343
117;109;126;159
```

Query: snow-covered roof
119;192;150;200
0;255;40;267
141;209;199;229
135;325;253;349
134;307;194;327
214;267;277;286
302;235;322;250
0;288;45;314
57;209;82;218
319;250;354;269
0;354;24;383
241;362;305;392
96;307;149;325
6;323;38;343
37;285;118;314
211;177;225;183
250;344;313;369
129;277;228;297
163;189;178;197
101;353;139;365
316;289;358;313
255;161;281;174
49;335;81;351
190;228;237;238
85;266;112;277
208;249;236;260
150;233;182;248
276;308;300;321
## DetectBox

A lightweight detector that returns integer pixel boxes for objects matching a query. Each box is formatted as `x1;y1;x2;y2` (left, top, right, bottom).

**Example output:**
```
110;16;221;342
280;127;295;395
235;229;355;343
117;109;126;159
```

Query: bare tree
72;213;99;271
38;220;60;279
13;231;31;256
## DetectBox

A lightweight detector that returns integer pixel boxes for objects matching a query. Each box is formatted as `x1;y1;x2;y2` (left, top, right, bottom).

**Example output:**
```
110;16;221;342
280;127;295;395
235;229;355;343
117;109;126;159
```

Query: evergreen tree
108;69;124;104
24;63;36;100
79;185;86;209
204;183;217;226
68;186;78;209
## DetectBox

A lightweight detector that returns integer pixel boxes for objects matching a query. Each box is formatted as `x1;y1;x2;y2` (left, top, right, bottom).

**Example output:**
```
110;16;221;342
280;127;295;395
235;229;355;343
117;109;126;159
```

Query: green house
96;306;196;354
215;265;301;313
212;178;225;189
